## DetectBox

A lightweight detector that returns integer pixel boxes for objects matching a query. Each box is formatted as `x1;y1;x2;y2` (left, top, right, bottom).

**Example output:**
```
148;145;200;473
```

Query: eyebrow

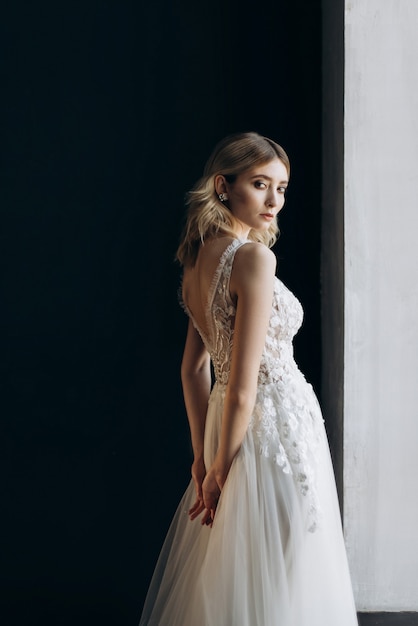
249;174;289;184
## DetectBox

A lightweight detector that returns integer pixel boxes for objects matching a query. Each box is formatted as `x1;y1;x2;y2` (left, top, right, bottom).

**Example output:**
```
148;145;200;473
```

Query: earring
219;193;228;202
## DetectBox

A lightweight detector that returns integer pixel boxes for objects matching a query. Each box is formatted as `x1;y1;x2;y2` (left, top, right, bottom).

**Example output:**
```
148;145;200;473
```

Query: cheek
239;189;258;205
275;199;285;214
230;192;250;211
235;188;251;202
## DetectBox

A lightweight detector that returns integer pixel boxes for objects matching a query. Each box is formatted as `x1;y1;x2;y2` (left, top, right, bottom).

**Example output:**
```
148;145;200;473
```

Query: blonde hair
176;132;290;267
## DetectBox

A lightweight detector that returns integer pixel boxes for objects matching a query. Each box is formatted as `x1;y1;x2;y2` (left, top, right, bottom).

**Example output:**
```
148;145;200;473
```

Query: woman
139;132;358;625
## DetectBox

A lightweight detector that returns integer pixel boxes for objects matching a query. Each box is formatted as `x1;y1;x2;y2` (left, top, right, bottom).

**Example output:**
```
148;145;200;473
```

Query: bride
139;131;358;625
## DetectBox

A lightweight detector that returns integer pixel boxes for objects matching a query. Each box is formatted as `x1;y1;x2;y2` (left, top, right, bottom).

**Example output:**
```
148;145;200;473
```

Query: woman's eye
254;181;267;189
278;186;287;194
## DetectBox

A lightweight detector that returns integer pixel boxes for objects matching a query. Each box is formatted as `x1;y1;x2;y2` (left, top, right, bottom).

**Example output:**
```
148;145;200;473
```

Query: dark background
1;1;321;624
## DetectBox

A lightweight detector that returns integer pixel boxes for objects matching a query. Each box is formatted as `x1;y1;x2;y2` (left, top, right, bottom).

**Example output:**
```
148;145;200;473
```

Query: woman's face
222;158;289;237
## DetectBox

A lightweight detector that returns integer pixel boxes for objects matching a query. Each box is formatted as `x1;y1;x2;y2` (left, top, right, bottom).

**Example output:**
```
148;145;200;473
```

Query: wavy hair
176;132;290;267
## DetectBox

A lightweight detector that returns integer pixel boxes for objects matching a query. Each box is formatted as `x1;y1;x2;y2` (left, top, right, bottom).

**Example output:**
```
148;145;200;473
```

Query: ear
214;174;228;196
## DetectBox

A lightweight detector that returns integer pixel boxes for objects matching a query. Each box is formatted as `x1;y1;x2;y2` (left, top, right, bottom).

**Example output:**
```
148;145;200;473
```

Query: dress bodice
182;239;304;387
181;238;323;532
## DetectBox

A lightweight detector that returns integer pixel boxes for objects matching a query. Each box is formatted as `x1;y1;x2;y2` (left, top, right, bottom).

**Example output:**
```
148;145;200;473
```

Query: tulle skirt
139;383;358;626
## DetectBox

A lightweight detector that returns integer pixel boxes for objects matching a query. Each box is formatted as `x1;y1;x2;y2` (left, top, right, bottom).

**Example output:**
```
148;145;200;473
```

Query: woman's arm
181;318;211;519
181;318;211;460
202;243;276;523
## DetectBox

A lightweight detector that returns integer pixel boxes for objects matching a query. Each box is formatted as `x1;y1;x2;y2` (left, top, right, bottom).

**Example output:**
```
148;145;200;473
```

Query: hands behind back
188;458;224;528
201;466;222;527
188;457;207;521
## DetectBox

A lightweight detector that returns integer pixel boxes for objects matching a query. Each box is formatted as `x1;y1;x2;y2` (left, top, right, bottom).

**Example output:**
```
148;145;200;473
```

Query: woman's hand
188;457;206;521
200;465;223;528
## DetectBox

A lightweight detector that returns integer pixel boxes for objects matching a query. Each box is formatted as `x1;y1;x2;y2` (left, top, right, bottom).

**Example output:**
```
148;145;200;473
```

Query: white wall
344;0;418;611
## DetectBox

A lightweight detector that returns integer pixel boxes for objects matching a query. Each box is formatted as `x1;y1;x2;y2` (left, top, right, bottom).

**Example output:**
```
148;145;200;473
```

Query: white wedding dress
139;239;358;625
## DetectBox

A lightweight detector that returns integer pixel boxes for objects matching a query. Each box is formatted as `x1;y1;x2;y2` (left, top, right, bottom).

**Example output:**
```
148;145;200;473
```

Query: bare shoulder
234;242;276;275
231;242;276;296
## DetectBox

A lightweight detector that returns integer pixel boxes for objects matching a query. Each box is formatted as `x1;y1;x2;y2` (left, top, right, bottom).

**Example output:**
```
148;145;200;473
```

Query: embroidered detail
249;380;324;532
179;239;325;532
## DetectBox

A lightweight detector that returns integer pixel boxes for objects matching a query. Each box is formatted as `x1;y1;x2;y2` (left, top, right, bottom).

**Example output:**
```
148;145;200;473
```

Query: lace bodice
183;239;304;385
181;238;323;532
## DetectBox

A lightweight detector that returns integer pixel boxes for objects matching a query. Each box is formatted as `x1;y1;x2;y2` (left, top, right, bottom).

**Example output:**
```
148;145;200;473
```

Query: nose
266;190;279;208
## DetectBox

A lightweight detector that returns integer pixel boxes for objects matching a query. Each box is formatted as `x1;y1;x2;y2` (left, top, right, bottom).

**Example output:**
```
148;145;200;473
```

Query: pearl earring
219;193;228;202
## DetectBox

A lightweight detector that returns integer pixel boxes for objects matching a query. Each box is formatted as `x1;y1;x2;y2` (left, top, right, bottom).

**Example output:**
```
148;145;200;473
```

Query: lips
261;213;275;219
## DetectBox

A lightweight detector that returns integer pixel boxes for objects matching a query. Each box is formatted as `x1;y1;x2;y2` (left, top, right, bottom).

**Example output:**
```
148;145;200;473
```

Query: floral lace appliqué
180;239;324;532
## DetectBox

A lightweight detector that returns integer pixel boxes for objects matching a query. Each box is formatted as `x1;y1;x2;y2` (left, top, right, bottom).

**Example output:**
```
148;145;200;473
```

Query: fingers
201;507;214;528
190;471;222;527
189;498;205;521
201;471;221;511
189;497;219;527
203;490;220;512
201;491;220;527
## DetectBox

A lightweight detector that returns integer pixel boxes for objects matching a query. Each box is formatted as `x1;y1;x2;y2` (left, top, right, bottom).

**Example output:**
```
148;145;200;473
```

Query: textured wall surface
344;0;418;611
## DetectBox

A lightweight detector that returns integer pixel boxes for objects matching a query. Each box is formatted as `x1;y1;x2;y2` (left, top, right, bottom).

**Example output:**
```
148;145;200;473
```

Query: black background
1;1;321;624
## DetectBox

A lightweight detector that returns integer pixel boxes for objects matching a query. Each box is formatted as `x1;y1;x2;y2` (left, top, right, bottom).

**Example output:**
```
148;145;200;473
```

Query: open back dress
139;238;358;626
